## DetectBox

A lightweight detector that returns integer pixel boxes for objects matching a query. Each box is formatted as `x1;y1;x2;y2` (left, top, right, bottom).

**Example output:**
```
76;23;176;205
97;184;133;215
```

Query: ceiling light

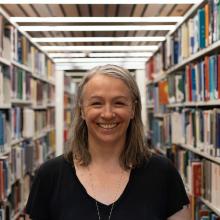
41;45;158;51
89;52;153;57
48;53;87;58
20;25;175;32
32;36;165;42
48;52;153;58
53;58;147;63
0;0;202;4
56;62;146;71
11;16;184;23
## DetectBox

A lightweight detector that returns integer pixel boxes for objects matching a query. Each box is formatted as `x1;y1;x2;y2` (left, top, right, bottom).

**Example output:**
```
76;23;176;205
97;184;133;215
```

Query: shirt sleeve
25;164;52;220
166;160;190;218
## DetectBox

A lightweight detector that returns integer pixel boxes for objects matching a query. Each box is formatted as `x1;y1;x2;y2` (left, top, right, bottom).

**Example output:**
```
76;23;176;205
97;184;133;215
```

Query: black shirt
25;154;189;220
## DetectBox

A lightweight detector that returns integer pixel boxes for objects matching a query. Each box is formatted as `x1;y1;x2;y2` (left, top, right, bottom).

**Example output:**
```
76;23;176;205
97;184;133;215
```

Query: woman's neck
87;141;125;171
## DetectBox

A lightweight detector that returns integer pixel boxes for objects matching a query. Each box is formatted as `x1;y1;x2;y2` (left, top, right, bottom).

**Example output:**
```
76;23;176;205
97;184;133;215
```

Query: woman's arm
167;206;191;220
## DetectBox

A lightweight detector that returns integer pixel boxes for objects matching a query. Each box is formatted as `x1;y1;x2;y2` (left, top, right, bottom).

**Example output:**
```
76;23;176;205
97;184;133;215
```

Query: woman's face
81;74;135;147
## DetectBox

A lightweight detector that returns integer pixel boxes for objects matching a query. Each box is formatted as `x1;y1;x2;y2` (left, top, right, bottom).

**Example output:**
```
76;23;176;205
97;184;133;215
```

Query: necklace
88;166;124;220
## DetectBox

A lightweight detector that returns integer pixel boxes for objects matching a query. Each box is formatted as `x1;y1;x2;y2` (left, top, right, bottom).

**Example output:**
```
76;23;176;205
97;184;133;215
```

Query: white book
22;108;34;138
0;67;3;104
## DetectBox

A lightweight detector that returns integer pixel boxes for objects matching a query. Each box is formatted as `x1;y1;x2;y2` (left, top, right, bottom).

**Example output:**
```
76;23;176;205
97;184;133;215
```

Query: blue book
209;56;215;100
191;65;197;101
0;111;5;151
198;8;206;49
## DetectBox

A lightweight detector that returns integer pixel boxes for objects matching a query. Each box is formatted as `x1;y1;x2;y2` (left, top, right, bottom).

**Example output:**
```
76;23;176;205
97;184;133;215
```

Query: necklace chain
88;166;123;220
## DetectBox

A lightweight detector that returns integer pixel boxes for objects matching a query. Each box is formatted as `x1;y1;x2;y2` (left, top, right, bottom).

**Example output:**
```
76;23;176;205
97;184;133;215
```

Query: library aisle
0;0;219;219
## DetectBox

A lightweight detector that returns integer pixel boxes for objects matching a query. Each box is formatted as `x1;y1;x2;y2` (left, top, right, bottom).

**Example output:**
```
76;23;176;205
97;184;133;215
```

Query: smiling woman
25;65;190;220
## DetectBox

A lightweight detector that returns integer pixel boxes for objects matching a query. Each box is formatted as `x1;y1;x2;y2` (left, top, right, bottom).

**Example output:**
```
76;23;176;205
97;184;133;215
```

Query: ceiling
0;3;194;71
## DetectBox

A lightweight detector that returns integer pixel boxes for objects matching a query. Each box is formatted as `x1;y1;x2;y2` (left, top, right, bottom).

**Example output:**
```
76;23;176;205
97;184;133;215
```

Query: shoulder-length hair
64;64;151;169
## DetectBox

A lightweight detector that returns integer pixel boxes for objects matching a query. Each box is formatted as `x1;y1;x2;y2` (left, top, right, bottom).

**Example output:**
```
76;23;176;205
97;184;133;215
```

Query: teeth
99;123;117;129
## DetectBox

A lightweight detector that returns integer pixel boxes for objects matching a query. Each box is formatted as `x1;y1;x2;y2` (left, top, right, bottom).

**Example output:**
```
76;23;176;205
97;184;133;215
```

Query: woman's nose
100;105;116;119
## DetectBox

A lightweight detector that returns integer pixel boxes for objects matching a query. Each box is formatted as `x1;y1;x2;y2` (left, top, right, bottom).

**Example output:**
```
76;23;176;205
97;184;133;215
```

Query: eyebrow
88;95;129;100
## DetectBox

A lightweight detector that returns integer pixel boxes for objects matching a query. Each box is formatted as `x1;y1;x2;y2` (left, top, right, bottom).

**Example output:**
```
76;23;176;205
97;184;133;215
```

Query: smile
97;123;118;129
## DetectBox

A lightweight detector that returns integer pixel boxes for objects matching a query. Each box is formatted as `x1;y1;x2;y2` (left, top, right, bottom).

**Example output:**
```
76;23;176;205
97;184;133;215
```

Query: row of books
167;0;220;67
0;64;55;108
147;52;220;108
170;109;220;157
166;146;220;218
0;108;55;153
0;15;55;80
150;108;220;158
63;75;76;146
11;107;55;140
192;199;220;220
146;0;220;81
0;133;55;203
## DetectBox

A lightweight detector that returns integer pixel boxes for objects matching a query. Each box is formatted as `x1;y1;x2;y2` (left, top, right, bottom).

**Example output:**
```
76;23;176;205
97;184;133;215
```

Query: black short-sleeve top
25;154;189;220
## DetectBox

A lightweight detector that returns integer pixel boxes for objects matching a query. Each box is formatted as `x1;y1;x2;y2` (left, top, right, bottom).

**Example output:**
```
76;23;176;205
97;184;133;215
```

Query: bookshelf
146;0;220;218
63;75;76;147
0;6;56;220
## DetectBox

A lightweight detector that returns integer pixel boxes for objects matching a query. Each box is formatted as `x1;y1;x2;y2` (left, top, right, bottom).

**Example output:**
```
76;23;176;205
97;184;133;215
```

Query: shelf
174;143;220;165
167;100;220;108
200;197;220;217
32;73;55;85
0;103;11;109
33;131;47;140
47;103;55;107
154;146;168;155
166;40;220;76
167;103;184;108
153;72;166;83
32;105;47;110
11;138;25;146
11;60;32;73
154;113;165;118
11;99;32;105
0;148;11;157
12;210;22;220
146;80;153;86
147;105;154;109
0;56;11;66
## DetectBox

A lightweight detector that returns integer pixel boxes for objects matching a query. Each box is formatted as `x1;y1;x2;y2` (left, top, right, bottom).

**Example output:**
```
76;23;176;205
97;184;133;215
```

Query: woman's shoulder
142;153;175;172
36;154;70;177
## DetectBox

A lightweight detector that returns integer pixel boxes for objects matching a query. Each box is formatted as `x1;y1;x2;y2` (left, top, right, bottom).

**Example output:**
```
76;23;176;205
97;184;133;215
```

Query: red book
191;162;202;197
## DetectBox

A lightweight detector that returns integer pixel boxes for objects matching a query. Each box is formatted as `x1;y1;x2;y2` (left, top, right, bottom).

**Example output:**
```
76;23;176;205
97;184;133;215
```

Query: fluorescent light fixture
89;52;153;57
11;17;184;23
48;52;153;58
48;53;87;58
0;0;202;4
41;45;158;51
53;58;147;63
56;62;146;71
32;36;165;43
20;25;175;32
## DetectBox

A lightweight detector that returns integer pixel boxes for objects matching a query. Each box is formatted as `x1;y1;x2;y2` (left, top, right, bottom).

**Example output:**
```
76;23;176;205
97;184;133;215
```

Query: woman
26;64;190;220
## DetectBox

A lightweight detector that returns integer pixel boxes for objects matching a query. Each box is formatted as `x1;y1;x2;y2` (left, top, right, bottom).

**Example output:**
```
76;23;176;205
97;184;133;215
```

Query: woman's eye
91;102;102;107
115;102;126;106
